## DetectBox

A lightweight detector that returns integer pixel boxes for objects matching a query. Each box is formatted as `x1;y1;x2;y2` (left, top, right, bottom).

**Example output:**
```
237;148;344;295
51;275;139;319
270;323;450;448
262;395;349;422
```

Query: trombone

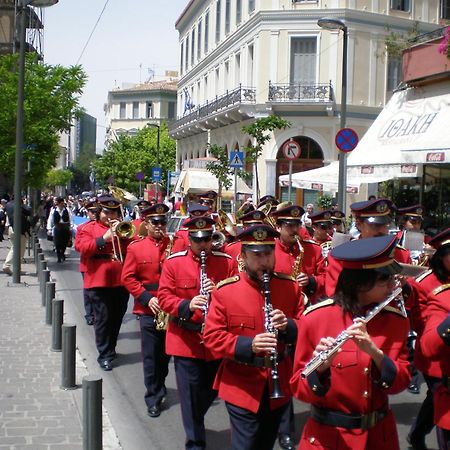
109;220;136;262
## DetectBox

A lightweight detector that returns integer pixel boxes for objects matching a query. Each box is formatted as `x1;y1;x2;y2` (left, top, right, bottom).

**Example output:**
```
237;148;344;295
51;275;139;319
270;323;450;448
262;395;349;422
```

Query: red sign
335;128;359;153
346;186;359;194
283;140;301;159
311;183;323;190
361;166;374;174
426;152;445;162
401;164;417;174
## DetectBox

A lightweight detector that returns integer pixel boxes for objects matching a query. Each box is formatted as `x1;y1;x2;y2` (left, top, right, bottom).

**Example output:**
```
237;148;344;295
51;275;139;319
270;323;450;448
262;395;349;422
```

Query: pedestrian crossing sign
229;151;244;168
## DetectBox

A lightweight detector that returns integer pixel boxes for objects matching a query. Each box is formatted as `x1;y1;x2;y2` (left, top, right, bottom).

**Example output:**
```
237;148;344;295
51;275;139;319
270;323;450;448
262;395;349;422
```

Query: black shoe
407;432;428;450
86;317;94;326
408;383;420;394
147;405;161;418
278;434;295;450
99;360;113;371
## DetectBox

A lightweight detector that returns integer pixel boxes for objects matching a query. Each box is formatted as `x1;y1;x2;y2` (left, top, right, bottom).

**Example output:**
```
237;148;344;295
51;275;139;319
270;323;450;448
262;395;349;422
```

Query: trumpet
109;220;136;262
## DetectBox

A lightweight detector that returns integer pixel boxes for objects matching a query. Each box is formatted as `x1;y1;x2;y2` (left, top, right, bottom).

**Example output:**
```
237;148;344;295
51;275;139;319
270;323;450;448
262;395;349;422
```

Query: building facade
170;0;445;205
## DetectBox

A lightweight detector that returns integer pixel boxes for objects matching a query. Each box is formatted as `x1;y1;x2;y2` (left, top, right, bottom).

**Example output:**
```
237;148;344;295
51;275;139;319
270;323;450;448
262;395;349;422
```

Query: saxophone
291;235;304;279
155;235;174;331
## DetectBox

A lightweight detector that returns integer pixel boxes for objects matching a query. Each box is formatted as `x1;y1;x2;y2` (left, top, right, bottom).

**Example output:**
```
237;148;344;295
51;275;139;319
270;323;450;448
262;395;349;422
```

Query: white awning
347;83;450;177
174;168;253;196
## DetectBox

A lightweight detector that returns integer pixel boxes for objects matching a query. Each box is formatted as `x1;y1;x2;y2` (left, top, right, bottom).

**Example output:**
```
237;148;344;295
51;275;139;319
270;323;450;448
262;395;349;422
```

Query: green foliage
93;123;176;194
0;53;86;188
241;114;291;201
70;148;97;192
44;168;73;189
206;144;233;192
384;21;420;57
316;193;333;210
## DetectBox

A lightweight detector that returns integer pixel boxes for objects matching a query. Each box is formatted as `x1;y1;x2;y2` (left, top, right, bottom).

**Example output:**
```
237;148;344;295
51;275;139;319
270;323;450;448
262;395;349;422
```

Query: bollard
51;298;64;352
82;376;102;450
35;246;42;267
40;269;50;301
61;324;76;390
37;255;45;281
45;281;55;325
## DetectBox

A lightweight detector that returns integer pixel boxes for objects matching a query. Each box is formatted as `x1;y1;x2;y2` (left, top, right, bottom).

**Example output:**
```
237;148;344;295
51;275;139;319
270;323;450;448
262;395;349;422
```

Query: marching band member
76;195;131;371
397;205;431;245
309;210;333;246
203;224;303;450
121;203;171;418
330;210;346;234
290;235;411;449
158;216;236;450
131;199;150;239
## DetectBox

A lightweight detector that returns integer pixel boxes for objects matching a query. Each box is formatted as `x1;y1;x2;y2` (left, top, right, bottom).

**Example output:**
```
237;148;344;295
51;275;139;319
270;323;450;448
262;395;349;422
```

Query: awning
347;83;450;177
174;168;253;197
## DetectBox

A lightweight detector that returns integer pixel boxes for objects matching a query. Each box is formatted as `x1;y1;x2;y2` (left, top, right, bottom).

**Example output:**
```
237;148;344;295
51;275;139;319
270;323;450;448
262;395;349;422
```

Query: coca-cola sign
401;164;417;174
426;152;445;162
311;183;323;190
361;166;374;174
346;186;359;194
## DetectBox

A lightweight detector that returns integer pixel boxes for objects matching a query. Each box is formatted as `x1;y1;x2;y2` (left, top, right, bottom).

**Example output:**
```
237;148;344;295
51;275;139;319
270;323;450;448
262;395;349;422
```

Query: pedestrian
121;203;172;418
158;216;236;450
290;235;411;449
47;197;73;263
301;203;314;231
203;224;303;450
0;199;7;242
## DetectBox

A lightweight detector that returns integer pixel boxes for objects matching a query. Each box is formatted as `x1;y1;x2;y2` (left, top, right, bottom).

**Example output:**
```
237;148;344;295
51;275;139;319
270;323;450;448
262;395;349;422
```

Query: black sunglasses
148;219;167;226
317;223;333;230
190;236;212;243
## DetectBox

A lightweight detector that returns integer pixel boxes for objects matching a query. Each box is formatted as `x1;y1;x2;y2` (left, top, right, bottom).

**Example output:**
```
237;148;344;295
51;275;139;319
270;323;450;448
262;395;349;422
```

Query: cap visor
242;244;275;253
189;231;212;238
397;263;430;278
374;261;402;276
365;216;391;225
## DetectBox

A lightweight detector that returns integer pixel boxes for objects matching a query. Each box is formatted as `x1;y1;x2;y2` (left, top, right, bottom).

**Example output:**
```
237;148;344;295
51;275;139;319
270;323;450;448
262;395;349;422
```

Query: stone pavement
0;236;121;449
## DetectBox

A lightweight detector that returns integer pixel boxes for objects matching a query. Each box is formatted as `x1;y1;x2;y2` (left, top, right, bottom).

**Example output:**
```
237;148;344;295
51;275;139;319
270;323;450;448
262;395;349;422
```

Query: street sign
229;151;244;168
151;167;161;181
335;128;359;153
136;171;145;181
283;140;301;159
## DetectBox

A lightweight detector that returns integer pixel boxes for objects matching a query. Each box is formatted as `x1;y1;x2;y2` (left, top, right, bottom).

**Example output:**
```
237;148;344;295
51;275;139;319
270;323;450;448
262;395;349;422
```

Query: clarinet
262;272;284;399
301;284;403;379
199;250;209;322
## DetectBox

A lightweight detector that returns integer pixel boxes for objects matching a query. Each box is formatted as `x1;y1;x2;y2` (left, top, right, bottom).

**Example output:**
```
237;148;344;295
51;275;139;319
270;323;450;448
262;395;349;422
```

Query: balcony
268;81;334;103
169;85;256;137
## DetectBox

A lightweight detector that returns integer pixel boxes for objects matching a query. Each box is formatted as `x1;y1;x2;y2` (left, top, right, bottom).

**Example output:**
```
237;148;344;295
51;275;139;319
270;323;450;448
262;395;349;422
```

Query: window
236;0;242;24
224;61;229;91
391;0;410;11
216;0;221;43
249;0;255;13
225;0;230;34
168;102;176;119
204;11;209;53
235;53;241;86
197;20;202;60
191;29;195;66
204;75;208;100
119;102;126;119
247;44;254;85
290;37;317;84
132;101;139;119
180;41;184;75
441;0;450;19
185;35;189;70
146;101;153;118
387;56;402;92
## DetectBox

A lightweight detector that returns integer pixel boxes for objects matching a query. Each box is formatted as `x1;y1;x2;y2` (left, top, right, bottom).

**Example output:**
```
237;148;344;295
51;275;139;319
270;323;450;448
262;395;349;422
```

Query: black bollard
82;376;103;450
45;281;55;325
35;246;42;267
61;324;76;390
40;269;50;303
38;257;46;284
51;298;63;352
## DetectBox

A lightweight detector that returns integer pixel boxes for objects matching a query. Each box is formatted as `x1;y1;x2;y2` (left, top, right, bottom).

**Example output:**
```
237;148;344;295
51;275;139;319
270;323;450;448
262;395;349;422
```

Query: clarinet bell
270;377;284;399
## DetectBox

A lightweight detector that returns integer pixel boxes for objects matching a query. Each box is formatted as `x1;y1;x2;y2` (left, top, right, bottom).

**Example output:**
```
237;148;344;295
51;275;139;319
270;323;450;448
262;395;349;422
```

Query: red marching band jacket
74;220;92;273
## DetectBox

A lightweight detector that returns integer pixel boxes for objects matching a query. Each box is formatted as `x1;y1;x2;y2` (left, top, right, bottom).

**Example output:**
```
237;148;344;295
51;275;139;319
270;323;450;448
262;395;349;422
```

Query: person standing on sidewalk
46;197;73;263
0;199;7;242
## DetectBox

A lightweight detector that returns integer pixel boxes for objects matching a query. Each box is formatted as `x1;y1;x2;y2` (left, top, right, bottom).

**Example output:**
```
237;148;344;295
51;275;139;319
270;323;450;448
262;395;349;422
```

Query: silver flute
301;284;403;379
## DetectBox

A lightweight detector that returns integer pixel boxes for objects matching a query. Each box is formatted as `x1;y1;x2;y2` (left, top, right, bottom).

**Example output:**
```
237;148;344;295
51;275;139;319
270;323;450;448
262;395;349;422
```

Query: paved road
45;242;438;450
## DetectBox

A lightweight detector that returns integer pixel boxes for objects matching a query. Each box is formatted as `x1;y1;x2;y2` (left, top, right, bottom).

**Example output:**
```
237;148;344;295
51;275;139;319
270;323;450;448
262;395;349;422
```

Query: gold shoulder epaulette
303;239;319;246
216;275;240;289
167;250;188;259
273;272;295;281
303;298;334;315
383;305;407;318
415;269;433;283
432;283;450;296
211;251;232;259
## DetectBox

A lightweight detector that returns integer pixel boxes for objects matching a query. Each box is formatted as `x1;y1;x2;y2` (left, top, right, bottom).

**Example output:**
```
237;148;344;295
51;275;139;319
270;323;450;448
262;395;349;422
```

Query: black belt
310;405;389;431
92;254;114;260
443;375;450;390
143;283;159;291
170;317;203;332
234;353;285;369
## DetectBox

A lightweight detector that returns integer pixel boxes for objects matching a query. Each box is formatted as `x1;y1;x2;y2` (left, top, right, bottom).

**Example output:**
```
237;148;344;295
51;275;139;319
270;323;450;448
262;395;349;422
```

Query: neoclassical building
169;0;443;205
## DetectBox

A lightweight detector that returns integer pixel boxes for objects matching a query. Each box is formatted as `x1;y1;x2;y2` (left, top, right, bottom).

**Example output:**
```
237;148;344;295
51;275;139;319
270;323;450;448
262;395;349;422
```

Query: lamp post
12;0;58;284
147;123;160;201
318;17;348;213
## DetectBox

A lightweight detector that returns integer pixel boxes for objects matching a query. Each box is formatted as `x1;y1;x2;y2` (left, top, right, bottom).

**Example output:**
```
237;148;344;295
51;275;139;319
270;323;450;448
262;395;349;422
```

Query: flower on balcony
438;26;450;59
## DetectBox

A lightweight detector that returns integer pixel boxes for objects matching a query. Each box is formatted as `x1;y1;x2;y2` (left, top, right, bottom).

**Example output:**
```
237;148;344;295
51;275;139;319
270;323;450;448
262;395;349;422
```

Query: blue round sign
335;128;359;153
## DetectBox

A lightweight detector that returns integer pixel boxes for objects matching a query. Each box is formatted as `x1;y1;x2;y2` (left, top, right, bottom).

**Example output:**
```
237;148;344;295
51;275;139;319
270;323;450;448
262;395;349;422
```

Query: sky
43;0;187;151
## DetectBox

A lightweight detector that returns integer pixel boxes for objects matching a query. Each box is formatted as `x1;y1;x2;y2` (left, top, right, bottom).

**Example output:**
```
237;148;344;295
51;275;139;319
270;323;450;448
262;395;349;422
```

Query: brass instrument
110;220;136;262
301;284;403;379
257;202;277;228
108;185;138;203
291;235;304;279
262;272;284;399
212;210;237;250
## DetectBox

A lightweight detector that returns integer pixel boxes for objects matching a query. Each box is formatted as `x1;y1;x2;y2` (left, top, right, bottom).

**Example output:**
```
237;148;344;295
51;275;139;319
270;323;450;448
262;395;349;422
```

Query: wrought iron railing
268;81;334;102
410;27;446;45
170;85;256;131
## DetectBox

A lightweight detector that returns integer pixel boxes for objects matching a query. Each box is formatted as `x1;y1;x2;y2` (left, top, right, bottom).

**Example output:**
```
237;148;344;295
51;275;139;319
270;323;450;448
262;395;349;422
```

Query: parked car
166;215;188;235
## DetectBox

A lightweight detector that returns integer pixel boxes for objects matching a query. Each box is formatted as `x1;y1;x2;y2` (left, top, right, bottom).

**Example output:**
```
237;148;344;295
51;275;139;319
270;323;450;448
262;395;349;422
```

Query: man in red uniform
74;199;98;326
198;191;218;215
158;216;236;450
330;209;346;234
131;199;150;239
203;224;303;450
272;204;326;302
121;203;171;418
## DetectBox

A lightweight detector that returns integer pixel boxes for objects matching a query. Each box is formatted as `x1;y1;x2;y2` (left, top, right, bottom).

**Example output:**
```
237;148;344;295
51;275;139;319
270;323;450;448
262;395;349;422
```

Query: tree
44;168;73;190
93;123;176;195
0;53;86;189
241;114;291;202
69;146;97;193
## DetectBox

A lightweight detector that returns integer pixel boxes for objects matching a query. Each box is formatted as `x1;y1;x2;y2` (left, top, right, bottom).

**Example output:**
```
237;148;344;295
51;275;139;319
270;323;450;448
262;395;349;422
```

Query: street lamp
147;123;160;200
12;0;59;284
318;17;348;213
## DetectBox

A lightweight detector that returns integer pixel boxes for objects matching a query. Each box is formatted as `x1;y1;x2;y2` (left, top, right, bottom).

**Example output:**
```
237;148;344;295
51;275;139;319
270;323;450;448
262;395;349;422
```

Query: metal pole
41;269;50;305
83;376;103;450
167;170;170;200
45;281;55;325
51;298;63;352
288;160;293;201
12;3;27;284
233;168;238;215
61;324;76;390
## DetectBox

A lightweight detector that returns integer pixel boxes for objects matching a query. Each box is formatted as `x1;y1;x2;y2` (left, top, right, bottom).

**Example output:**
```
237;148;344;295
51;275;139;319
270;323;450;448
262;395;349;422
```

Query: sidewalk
0;237;120;449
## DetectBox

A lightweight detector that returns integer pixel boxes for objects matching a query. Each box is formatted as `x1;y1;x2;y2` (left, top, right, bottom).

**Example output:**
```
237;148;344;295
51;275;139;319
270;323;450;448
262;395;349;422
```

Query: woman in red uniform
291;235;411;449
